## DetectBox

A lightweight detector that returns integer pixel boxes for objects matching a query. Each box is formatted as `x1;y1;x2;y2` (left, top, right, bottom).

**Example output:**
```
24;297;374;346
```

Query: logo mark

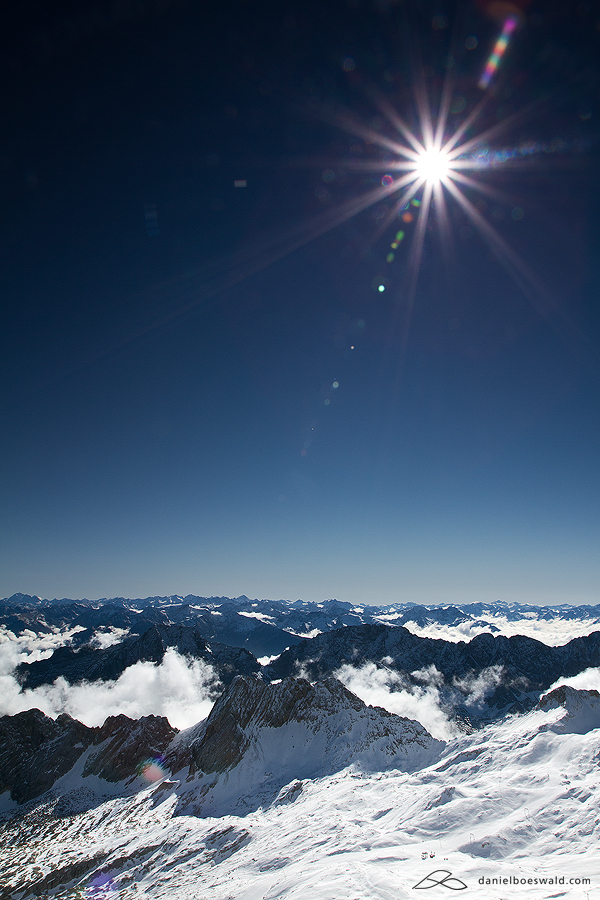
413;870;468;891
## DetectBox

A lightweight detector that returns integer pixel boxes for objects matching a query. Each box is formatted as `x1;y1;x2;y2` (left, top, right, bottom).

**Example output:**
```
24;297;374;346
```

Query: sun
414;147;452;184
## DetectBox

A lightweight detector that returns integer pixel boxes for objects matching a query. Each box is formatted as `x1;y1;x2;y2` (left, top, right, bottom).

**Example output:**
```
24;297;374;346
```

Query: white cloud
399;615;600;646
547;667;600;695
238;611;275;623
0;646;221;730
333;661;509;741
257;653;280;666
90;627;130;649
333;661;459;741
0;625;86;665
411;664;445;689
452;665;504;707
287;628;322;639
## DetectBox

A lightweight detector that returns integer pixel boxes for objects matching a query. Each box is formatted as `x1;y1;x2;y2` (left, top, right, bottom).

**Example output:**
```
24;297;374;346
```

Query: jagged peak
170;675;442;782
538;684;600;711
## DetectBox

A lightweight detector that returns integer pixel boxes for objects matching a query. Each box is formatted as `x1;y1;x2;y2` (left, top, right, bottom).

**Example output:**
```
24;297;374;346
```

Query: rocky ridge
264;624;600;718
537;685;600;734
0;709;176;805
1;676;443;815
16;624;260;689
168;675;444;816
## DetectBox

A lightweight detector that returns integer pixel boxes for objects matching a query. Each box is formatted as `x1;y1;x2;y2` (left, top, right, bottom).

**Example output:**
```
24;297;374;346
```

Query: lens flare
295;44;566;361
137;756;167;782
479;15;519;89
87;873;117;899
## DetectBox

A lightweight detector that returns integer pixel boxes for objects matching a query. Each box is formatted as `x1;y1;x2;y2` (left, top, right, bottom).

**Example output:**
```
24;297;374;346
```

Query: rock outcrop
0;709;177;804
168;676;444;816
0;709;94;804
537;685;600;734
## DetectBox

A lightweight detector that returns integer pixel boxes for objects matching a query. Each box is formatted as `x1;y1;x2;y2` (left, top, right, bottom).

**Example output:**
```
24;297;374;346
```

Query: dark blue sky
1;0;599;604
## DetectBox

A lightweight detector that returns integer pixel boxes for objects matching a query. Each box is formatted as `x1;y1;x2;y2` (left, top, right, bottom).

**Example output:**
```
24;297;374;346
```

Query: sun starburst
298;69;561;356
414;147;452;183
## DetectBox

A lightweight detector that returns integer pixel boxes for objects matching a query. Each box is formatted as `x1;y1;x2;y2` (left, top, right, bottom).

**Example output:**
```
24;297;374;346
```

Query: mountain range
3;594;600;658
1;676;599;898
1;593;599;898
10;612;600;725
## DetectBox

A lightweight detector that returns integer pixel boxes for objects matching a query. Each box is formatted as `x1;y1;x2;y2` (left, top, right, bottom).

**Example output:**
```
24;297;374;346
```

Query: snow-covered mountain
4;595;600;728
1;683;598;899
0;677;442;813
2;591;599;898
3;594;600;658
167;676;443;817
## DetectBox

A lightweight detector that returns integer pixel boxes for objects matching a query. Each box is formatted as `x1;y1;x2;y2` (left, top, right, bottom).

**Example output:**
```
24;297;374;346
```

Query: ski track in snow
1;704;599;900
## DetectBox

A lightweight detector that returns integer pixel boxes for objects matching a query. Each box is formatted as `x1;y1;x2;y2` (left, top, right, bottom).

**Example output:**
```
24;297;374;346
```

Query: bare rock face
0;709;94;804
82;714;177;783
180;674;440;776
188;677;334;774
0;709;177;805
538;684;600;709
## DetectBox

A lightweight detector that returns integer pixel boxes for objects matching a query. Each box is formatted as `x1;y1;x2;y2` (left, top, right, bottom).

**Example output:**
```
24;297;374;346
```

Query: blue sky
1;0;599;605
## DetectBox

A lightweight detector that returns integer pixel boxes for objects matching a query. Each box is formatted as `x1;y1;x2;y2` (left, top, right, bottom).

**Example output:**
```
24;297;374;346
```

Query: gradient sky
1;0;599;605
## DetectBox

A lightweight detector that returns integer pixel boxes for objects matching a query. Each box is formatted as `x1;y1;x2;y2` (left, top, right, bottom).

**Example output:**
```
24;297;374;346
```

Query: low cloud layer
334;662;459;741
399;616;600;646
0;626;86;665
334;661;507;742
0;633;221;729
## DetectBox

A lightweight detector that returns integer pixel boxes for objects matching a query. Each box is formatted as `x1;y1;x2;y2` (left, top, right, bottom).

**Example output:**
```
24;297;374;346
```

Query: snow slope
167;676;443;817
1;687;599;899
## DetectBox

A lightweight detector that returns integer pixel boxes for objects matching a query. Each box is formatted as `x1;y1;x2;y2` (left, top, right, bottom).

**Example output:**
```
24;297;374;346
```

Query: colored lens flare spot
87;873;117;899
138;757;167;782
479;16;519;89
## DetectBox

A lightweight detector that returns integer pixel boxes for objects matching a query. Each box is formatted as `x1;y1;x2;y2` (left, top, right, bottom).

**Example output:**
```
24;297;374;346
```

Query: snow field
1;700;599;899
